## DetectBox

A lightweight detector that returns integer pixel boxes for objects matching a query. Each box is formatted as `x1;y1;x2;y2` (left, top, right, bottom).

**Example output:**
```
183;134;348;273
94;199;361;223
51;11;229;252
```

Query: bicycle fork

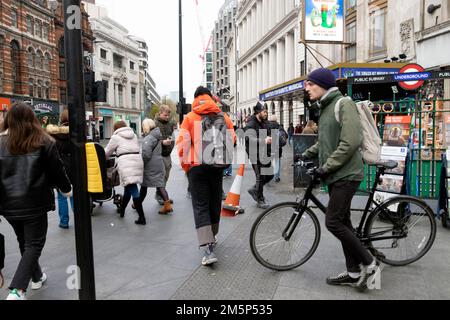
282;201;308;241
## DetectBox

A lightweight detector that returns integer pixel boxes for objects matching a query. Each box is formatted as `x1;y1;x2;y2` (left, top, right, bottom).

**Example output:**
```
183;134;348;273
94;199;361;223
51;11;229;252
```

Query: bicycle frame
284;165;408;244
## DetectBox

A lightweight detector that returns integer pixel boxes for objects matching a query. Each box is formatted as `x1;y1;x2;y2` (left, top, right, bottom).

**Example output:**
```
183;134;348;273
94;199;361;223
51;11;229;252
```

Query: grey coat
142;127;165;188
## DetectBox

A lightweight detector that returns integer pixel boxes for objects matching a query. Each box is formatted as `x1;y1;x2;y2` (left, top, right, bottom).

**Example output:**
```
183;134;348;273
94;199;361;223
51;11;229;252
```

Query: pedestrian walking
268;115;286;183
0;103;72;300
177;86;236;266
105;121;146;225
302;120;318;134
288;123;295;145
154;105;175;206
46;110;74;229
245;102;274;209
302;68;378;292
138;118;173;215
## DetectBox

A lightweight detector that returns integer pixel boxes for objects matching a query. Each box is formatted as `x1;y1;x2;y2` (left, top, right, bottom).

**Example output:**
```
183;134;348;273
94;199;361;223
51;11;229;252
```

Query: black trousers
6;214;47;291
326;180;373;273
0;232;4;270
188;165;223;246
251;163;274;201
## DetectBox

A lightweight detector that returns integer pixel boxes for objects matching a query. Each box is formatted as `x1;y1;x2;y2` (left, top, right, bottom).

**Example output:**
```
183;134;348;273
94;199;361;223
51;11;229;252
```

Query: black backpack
200;112;234;168
279;128;288;147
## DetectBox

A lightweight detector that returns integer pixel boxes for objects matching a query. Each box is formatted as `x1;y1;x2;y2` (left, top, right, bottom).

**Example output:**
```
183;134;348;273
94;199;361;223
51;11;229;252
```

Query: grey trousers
162;156;172;184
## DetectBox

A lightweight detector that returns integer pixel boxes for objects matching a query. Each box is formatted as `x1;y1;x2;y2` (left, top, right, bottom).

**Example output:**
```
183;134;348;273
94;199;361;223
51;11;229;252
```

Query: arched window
27;47;35;67
35;50;43;69
10;40;21;94
37;80;43;98
58;37;65;57
28;78;34;97
45;81;50;99
43;52;51;71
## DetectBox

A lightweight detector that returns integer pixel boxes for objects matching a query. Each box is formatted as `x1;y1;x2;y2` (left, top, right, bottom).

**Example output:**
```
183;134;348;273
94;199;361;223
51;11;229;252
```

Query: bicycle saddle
374;160;398;170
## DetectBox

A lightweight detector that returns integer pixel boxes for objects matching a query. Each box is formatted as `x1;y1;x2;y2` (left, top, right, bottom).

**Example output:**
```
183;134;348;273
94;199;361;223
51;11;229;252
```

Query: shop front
258;63;409;125
98;108;114;139
0;97;11;125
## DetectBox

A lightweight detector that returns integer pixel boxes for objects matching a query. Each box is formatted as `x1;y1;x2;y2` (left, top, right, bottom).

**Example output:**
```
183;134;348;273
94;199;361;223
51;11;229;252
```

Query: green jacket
303;88;364;185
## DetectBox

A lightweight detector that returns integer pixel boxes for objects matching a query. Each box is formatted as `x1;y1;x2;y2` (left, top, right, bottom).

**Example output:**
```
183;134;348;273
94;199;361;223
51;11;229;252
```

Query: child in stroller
89;143;122;214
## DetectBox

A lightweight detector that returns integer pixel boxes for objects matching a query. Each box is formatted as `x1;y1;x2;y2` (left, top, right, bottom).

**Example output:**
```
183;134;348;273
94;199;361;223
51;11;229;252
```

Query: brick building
0;0;94;125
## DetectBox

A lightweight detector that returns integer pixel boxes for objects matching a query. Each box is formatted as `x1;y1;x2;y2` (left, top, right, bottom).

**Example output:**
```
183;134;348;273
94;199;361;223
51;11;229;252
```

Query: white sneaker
31;273;47;290
6;289;27;300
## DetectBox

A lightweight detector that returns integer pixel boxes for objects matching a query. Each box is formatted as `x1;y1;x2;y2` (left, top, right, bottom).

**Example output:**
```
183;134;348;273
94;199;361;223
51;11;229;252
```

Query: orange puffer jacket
176;94;236;173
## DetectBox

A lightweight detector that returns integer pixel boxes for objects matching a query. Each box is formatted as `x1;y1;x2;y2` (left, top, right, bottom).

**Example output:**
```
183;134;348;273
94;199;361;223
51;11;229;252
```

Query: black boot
119;194;131;218
133;199;146;225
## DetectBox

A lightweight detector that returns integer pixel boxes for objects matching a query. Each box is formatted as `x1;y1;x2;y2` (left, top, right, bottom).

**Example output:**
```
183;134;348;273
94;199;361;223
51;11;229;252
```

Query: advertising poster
303;0;344;43
383;116;412;148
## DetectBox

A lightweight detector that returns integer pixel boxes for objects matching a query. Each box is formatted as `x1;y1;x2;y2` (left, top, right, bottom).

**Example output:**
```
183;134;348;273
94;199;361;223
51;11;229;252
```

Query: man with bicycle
302;68;378;292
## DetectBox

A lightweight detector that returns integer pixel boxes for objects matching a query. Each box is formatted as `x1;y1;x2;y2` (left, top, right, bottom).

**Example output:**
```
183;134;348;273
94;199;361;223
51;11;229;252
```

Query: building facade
85;3;142;139
0;0;60;124
203;49;214;92
236;0;301;128
213;0;238;100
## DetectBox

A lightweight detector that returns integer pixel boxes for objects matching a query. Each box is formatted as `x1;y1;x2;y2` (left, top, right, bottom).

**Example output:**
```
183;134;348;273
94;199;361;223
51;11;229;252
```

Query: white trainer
6;289;27;300
31;273;47;290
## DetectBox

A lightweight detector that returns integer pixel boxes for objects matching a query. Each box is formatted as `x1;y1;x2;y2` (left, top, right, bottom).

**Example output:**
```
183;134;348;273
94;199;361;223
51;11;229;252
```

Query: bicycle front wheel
364;196;437;266
250;202;321;271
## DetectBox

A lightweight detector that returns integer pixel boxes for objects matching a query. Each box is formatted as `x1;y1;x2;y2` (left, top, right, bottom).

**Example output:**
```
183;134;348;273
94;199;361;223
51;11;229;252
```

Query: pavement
1;143;449;300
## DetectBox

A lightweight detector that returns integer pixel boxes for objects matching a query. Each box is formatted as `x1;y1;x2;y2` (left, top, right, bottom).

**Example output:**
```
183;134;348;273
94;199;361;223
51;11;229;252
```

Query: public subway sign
259;81;305;101
302;0;344;43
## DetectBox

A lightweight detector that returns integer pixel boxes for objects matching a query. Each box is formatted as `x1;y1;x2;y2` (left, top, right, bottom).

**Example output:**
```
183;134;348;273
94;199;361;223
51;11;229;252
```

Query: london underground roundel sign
398;64;426;90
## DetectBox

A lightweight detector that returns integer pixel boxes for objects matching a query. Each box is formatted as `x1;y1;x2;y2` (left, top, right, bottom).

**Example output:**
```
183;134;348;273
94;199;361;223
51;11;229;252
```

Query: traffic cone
221;165;246;217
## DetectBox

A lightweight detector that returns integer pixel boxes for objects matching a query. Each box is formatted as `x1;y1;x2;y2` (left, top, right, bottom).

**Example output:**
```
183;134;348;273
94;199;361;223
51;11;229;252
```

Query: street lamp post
63;0;96;300
179;0;185;124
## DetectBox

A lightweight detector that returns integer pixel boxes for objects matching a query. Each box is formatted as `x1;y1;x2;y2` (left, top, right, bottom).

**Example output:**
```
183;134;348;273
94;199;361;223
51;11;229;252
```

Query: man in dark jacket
302;68;377;292
154;105;175;205
245;102;274;209
288;123;295;145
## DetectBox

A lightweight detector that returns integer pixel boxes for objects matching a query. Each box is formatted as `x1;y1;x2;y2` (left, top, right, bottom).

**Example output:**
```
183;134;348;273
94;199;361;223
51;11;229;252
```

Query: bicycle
250;160;437;271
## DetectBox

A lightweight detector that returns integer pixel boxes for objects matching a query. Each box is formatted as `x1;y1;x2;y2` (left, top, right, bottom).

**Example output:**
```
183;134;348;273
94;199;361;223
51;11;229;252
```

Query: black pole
63;0;96;300
179;0;185;124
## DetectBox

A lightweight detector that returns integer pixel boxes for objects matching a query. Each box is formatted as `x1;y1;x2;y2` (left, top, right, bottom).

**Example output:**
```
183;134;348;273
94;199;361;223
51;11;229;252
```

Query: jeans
6;214;47;291
288;135;293;145
223;165;232;176
273;157;281;180
251;164;274;202
57;192;74;227
326;180;374;273
188;166;223;246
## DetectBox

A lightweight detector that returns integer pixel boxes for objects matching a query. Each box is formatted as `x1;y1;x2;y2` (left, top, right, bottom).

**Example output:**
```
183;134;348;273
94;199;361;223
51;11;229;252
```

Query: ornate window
10;40;21;94
36;50;43;69
58;37;65;57
27;47;35;67
44;52;51;71
27;16;34;34
35;20;42;38
11;9;18;28
37;80;43;98
29;78;34;97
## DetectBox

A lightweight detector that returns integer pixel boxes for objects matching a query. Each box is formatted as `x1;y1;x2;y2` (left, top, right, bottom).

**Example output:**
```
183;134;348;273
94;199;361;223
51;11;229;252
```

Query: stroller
89;143;122;214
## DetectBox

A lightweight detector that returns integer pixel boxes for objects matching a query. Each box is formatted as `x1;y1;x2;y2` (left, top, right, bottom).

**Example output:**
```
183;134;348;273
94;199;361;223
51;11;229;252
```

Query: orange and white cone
221;165;246;217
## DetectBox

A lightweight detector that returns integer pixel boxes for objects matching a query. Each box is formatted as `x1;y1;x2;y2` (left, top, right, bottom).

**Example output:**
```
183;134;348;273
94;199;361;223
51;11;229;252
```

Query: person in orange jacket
177;86;236;266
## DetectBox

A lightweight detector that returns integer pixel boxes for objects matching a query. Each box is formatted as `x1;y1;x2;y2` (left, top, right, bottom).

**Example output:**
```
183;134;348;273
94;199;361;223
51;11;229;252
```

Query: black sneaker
257;200;270;209
356;260;380;292
248;188;258;202
326;272;360;287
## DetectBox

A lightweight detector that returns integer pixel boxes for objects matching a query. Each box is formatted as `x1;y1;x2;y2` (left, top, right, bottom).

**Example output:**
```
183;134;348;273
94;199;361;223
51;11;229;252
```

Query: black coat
244;115;271;164
47;124;72;182
0;132;72;219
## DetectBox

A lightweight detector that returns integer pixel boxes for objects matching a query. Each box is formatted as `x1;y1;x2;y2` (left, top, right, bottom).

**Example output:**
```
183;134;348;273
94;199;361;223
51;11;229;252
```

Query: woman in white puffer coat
105;121;146;225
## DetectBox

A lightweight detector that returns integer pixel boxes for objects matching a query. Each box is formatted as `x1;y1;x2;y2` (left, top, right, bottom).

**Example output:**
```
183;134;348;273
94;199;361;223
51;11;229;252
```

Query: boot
119;194;131;218
132;199;146;225
159;200;173;215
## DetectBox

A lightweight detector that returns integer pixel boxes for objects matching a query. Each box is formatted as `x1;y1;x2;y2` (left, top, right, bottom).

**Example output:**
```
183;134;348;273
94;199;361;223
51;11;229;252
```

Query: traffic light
177;103;191;115
84;71;107;103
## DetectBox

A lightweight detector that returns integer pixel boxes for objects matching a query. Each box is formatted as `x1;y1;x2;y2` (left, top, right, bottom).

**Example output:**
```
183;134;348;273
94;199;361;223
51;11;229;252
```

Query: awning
259;63;408;102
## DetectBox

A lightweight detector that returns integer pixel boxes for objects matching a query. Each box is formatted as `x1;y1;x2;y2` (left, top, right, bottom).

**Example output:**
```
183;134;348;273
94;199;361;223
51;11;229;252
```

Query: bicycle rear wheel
364;196;437;266
250;202;321;271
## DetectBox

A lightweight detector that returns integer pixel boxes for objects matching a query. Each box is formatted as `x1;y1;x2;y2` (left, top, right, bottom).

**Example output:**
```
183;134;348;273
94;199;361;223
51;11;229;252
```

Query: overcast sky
95;0;224;103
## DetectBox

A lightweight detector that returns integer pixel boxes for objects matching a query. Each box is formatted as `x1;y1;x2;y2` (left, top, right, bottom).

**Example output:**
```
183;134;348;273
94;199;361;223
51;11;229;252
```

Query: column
257;0;263;41
247;64;251;101
257;54;263;93
252;6;256;47
280;0;285;18
263;50;269;89
253;59;257;98
239;68;243;103
243;19;247;53
269;45;277;86
285;33;294;81
277;39;285;84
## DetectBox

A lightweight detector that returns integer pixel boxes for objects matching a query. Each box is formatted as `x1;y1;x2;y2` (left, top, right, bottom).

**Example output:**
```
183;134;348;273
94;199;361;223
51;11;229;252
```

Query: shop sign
0;97;11;111
98;108;114;117
260;80;305;101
